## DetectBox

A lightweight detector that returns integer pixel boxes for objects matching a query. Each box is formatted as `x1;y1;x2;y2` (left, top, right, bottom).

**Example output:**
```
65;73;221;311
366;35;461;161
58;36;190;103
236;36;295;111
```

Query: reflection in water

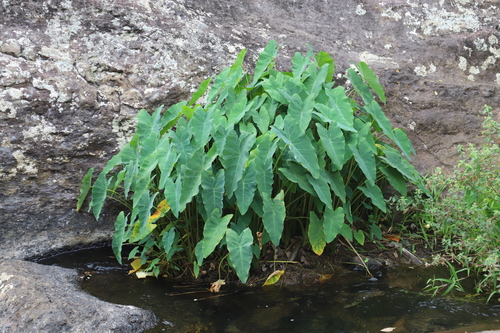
38;247;500;333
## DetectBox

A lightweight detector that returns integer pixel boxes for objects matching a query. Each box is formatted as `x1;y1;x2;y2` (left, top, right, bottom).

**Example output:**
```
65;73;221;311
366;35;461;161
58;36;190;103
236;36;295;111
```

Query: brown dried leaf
210;279;226;293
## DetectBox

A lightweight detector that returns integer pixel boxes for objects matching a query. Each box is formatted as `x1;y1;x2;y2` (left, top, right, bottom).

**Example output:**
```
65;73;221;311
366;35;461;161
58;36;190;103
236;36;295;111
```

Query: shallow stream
38;247;500;333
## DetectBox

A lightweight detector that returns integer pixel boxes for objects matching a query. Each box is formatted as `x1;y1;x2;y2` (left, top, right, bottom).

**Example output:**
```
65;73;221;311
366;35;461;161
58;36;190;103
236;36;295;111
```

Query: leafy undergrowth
390;106;500;301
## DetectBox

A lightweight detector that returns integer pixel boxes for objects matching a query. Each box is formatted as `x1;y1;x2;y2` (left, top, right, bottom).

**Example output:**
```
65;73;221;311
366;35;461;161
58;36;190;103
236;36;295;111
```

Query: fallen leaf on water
263;270;285;286
380;327;396;332
318;274;333;283
210;279;226;293
135;271;154;279
128;258;143;275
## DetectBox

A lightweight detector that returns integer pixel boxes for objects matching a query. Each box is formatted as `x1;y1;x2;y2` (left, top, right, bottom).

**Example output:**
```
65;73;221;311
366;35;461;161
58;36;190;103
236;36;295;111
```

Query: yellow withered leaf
148;199;171;222
263;270;285;286
128;258;143;275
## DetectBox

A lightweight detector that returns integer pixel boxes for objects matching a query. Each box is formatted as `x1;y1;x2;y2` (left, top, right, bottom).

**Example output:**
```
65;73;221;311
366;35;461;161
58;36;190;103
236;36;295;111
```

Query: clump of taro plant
77;40;422;283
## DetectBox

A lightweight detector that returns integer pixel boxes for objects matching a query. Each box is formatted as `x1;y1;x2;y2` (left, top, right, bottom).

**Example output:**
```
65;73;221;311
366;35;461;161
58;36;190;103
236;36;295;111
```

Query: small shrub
77;40;422;282
394;105;500;300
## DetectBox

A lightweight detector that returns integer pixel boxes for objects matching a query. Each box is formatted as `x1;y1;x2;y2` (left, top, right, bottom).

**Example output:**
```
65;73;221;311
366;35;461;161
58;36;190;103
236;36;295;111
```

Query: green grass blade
262;190;286;246
226;227;254;283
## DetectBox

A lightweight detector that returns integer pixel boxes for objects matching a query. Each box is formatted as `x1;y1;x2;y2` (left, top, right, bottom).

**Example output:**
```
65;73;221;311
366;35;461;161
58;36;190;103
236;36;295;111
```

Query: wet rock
0;259;158;332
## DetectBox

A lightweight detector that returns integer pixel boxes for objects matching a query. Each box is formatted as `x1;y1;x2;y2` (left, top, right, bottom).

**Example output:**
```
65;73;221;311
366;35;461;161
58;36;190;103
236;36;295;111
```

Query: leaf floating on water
380;327;396;332
263;270;285;286
128;258;143;275
210;279;226;293
317;274;333;283
135;271;154;279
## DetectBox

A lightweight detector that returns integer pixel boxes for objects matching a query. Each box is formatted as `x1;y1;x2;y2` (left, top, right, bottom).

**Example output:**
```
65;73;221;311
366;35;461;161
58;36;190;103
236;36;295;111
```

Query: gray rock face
0;259;158;332
0;0;499;277
1;0;499;258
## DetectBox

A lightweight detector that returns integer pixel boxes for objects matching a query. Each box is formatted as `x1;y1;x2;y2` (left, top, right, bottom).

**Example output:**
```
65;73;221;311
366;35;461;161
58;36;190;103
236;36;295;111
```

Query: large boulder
0;259;158;332
1;0;499;260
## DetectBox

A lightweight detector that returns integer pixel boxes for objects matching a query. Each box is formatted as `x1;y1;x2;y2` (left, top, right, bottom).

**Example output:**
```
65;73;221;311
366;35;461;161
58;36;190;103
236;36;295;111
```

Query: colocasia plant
77;40;422;282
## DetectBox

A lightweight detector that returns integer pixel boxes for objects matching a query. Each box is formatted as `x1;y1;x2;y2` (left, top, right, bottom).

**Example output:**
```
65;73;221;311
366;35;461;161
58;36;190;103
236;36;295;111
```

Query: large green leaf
91;172;111;219
314;87;356;132
359;181;387;212
288;93;313;132
188;77;211;106
112;211;127;265
323;206;344;243
393;127;415;159
157;142;179;190
129;191;157;242
254;134;277;196
163;177;182;217
179;148;206;211
379;164;407;196
308;211;326;255
278;164;316;196
364;100;395;142
380;146;420;182
226;227;254;283
221;129;255;199
225;89;248;126
162;228;179;261
201;169;225;219
76;168;94;212
355;61;386;103
190;107;215;147
328;170;347;203
262;190;286;246
249;40;277;87
347;68;374;105
315;51;335;83
271;116;320;179
349;141;376;186
316;122;345;170
292;48;314;79
261;72;289;105
306;173;332;208
202;209;233;258
235;162;257;215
